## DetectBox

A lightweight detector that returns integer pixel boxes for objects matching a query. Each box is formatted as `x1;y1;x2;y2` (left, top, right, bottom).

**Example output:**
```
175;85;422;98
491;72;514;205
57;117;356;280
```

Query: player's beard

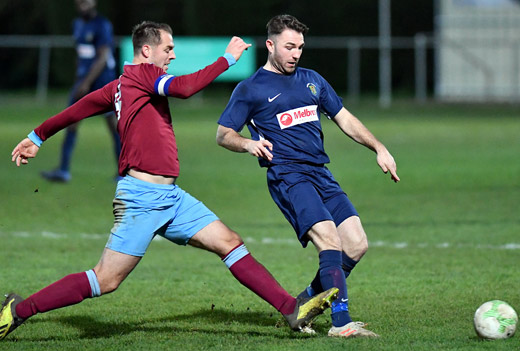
268;52;297;75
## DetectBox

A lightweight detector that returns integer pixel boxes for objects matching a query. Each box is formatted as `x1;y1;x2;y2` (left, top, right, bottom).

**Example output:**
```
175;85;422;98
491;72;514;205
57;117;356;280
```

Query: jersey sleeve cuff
223;53;236;66
28;130;43;147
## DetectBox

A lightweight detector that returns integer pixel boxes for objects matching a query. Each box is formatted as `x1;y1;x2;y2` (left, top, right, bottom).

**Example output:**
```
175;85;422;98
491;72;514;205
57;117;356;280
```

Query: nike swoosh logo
341;298;349;303
268;93;281;102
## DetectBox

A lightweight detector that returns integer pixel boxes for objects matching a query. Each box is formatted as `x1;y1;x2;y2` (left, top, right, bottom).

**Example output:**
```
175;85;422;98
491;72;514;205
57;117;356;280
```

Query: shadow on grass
15;308;319;342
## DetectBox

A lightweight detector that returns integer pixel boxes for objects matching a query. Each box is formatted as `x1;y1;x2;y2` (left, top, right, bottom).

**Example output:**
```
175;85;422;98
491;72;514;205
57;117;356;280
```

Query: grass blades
1;95;519;350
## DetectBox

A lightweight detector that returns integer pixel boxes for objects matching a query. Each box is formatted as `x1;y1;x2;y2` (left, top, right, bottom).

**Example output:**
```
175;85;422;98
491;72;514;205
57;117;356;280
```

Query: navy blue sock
60;129;77;172
307;270;322;296
319;250;352;327
342;252;359;279
305;251;359;299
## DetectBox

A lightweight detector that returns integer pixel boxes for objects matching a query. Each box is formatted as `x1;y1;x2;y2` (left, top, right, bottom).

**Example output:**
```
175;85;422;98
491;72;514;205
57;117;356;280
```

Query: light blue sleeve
223;53;237;66
27;130;43;147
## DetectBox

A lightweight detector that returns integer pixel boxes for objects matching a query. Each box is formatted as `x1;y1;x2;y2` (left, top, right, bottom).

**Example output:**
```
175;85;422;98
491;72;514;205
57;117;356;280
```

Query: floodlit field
1;93;519;350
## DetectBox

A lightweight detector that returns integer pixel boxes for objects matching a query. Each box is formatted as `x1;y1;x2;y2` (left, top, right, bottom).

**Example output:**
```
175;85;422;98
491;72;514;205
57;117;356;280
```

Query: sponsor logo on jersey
276;105;318;129
306;83;318;96
268;93;282;102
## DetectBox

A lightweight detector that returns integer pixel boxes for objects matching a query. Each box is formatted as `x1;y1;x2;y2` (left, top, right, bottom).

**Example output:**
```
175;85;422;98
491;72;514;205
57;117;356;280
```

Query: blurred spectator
41;0;120;183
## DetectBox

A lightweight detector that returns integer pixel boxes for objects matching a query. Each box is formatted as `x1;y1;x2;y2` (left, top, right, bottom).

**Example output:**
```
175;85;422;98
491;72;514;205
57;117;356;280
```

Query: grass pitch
1;93;519;350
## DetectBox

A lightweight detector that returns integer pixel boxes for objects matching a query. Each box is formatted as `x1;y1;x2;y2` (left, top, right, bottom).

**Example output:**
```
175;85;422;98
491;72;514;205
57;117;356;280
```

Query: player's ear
265;39;275;53
141;44;151;58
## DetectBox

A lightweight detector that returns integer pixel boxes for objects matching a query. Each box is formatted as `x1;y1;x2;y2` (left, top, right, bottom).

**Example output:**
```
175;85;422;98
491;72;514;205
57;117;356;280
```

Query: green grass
1;94;519;350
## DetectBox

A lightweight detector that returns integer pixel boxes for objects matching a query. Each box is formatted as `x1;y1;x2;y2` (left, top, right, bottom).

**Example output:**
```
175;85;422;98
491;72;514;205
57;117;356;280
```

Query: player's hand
11;138;40;166
225;36;252;62
245;139;273;162
376;149;400;182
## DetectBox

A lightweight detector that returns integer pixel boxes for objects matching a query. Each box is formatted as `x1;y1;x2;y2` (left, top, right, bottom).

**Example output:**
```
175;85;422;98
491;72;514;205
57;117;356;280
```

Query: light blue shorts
106;175;219;256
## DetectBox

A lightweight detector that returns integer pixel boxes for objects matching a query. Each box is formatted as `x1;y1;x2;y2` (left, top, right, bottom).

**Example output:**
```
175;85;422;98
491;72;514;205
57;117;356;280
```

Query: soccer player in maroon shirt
2;21;338;340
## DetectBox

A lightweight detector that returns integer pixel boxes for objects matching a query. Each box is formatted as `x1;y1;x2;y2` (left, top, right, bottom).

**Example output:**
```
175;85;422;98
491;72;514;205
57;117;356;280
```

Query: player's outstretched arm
216;125;273;162
167;38;251;99
332;107;400;182
224;36;252;62
11;138;40;167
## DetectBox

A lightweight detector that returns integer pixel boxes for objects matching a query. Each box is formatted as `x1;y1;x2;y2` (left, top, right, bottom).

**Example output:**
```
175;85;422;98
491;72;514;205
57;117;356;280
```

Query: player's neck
263;62;296;76
263;62;280;74
80;10;97;21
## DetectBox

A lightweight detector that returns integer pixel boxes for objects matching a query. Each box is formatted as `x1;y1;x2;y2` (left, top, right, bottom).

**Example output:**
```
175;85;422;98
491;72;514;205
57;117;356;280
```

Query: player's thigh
160;188;220;246
93;247;142;294
336;216;368;260
306;220;342;252
109;177;176;256
270;178;335;246
188;220;242;257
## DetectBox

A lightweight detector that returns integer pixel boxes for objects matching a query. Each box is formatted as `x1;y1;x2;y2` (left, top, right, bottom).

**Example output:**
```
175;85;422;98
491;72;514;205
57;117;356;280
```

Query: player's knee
358;238;369;257
223;229;243;249
348;237;368;261
96;273;125;295
310;231;342;251
99;279;121;295
215;228;245;258
307;220;343;251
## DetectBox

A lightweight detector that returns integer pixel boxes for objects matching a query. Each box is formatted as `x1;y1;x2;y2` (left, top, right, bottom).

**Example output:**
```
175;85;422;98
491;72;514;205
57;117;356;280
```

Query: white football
474;300;518;339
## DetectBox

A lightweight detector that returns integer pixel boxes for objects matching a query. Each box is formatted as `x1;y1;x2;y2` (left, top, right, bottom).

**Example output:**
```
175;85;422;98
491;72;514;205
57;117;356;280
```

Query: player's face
267;29;304;75
149;30;176;73
75;0;96;18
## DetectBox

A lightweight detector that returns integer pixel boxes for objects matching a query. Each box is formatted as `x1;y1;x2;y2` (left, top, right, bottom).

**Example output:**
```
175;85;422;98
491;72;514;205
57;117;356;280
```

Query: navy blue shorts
267;163;358;247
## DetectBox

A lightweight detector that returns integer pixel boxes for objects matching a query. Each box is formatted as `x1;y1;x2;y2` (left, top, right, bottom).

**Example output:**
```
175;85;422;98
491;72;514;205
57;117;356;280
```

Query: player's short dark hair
266;14;308;38
132;21;173;56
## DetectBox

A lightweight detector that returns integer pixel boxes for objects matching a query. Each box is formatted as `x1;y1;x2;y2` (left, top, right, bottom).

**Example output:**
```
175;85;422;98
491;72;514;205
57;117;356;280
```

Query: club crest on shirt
276;105;318;130
306;83;318;96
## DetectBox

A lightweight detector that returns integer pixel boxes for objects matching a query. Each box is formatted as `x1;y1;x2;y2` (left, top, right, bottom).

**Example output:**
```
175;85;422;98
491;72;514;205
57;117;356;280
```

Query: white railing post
37;40;51;103
415;33;428;103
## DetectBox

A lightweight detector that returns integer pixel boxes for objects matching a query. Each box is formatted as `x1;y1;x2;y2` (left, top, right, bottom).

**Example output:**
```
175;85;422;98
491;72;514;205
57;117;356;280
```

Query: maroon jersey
34;56;230;177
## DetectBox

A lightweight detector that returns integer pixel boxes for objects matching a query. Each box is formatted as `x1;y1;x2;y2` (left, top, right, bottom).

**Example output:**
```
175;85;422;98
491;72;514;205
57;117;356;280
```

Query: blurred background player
41;0;121;182
217;14;399;338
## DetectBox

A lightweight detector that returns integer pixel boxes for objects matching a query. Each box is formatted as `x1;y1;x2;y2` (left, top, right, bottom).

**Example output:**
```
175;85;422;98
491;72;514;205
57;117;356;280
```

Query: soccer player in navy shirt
41;0;121;182
3;21;339;341
217;14;400;338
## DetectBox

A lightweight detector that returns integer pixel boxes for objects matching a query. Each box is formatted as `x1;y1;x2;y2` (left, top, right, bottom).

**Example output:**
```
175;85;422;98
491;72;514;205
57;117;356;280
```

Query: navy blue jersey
73;14;116;84
218;67;343;167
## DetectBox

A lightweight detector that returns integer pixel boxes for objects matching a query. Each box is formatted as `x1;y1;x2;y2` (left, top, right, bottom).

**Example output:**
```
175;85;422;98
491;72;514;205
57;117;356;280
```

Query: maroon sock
15;272;92;320
227;253;296;315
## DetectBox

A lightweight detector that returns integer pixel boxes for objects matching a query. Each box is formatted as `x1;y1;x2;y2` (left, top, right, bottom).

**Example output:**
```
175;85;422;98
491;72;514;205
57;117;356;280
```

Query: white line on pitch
3;231;520;250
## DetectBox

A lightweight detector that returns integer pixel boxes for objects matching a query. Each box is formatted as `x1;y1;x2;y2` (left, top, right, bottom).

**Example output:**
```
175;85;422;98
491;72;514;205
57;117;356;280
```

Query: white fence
3;1;520;105
0;35;433;106
436;0;520;102
5;32;519;104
